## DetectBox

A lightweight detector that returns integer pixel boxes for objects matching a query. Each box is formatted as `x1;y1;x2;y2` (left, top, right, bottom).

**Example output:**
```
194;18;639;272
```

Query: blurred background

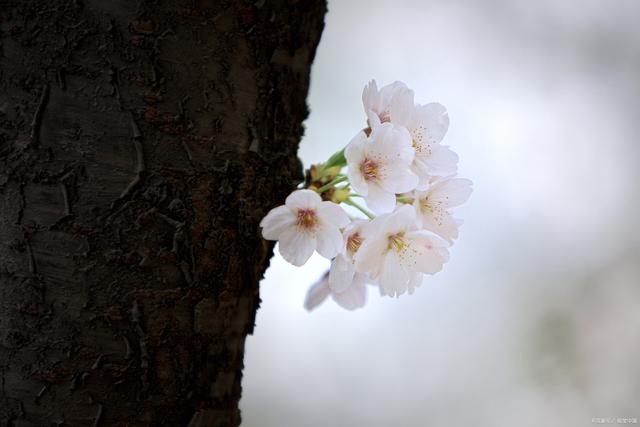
240;0;640;425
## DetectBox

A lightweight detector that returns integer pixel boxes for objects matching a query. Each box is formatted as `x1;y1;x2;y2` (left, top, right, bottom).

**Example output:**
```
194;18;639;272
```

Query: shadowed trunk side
0;1;326;425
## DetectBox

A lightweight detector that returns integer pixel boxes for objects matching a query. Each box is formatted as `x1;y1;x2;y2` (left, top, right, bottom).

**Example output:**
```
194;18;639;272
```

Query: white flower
260;189;350;266
305;220;377;311
259;79;470;312
362;80;414;129
413;177;473;244
345;123;418;213
354;205;449;297
328;220;368;292
304;271;370;311
390;101;458;189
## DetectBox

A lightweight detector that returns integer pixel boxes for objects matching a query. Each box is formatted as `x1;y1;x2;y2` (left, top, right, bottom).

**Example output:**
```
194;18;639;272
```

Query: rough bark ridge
0;0;326;425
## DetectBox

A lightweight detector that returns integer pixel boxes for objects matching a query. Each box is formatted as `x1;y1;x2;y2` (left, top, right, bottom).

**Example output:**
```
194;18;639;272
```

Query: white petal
315;225;343;260
285;189;321;210
304;274;331;311
318;202;350;228
343;218;369;240
364;184;396;214
379;251;410;297
398;142;416;165
414;173;431;192
388;89;415;127
260;205;295;240
375;123;413;162
410;156;433;191
366;109;382;129
379;161;419;194
354;229;388;277
278;228;316;266
362;80;379;112
429;177;473;208
405;232;450;274
407;273;423;295
420;145;459;177
415;103;449;144
364;81;411;122
345;135;369;196
332;274;367;310
328;254;356;293
386;204;418;234
379;81;412;110
345;131;368;163
419;209;460;244
347;165;369;197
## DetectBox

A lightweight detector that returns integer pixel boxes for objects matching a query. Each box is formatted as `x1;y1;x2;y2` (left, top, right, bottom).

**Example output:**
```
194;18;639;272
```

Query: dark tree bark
0;1;325;425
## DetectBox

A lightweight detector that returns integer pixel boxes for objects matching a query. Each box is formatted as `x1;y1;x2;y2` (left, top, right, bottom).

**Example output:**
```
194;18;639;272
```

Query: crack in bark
111;114;146;209
108;65;124;111
91;354;104;370
122;335;132;360
35;385;47;403
130;300;150;394
57;68;66;90
92;403;103;427
59;181;71;216
15;182;25;226
29;83;50;149
52;168;77;228
24;232;37;275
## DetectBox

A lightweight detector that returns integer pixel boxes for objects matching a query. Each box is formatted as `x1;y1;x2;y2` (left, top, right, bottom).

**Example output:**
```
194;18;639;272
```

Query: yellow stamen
421;198;445;226
360;158;379;182
388;232;406;252
346;232;363;255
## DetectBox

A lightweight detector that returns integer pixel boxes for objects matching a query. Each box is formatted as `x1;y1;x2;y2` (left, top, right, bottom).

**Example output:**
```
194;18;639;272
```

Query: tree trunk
0;1;325;425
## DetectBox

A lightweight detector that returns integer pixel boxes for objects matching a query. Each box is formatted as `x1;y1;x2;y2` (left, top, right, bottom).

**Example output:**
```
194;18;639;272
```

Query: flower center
296;208;318;231
421;197;443;213
378;110;390;123
412;126;432;155
420;197;433;213
360;158;379;182
421;198;445;225
388;232;406;252
346;232;363;255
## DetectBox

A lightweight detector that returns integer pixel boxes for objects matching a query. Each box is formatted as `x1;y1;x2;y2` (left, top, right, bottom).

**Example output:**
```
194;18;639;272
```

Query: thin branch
315;175;347;193
344;198;374;219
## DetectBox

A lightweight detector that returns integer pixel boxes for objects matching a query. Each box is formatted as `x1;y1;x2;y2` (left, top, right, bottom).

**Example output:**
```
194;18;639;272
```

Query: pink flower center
296;208;318;231
346;232;363;255
360;158;379;182
378;110;390;123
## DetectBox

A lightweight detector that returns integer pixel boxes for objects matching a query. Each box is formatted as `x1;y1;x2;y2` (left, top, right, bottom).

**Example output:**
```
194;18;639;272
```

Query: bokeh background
240;0;640;426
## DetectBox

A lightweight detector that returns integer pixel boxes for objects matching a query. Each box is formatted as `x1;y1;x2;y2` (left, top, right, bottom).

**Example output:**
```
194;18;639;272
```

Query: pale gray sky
241;1;640;426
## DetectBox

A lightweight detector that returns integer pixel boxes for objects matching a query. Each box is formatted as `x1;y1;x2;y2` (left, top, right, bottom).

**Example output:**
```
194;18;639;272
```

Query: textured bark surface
0;1;325;425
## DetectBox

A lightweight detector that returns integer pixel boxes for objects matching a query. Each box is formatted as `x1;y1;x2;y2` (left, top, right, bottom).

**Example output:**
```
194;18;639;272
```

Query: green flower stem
396;195;414;204
323;148;347;169
344;198;375;219
315;175;348;193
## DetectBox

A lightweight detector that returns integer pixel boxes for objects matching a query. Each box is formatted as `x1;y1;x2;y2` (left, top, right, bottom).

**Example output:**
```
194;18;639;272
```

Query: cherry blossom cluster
260;80;472;311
